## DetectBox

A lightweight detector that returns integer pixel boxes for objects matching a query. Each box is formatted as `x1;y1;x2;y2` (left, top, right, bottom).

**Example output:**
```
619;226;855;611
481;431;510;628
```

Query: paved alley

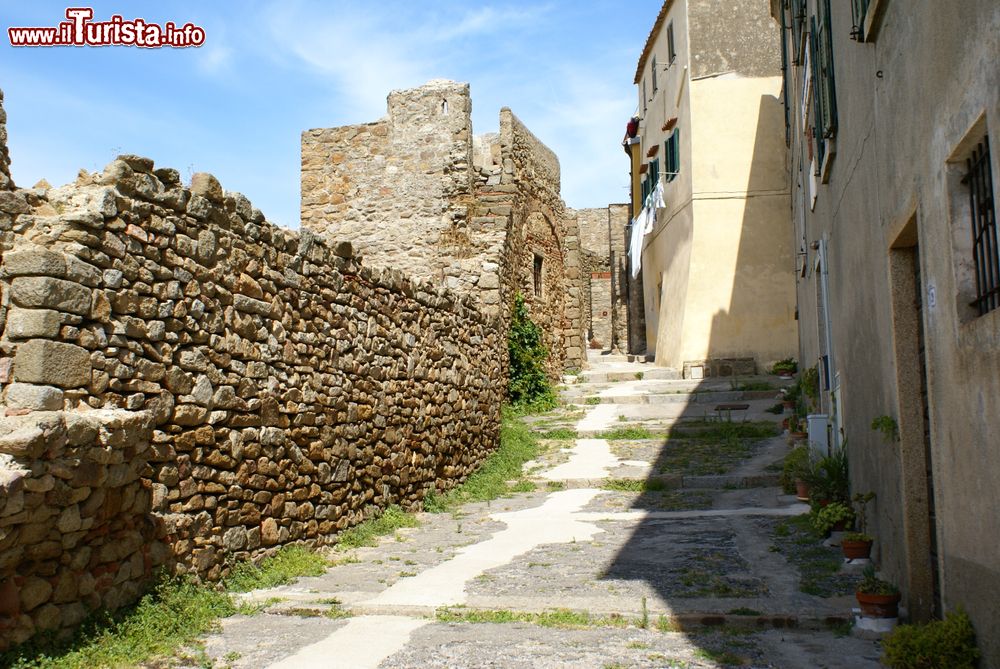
193;353;883;669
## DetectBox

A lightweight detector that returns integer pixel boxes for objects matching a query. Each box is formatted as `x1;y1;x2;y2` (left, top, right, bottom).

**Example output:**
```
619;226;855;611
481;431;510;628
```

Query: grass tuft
224;545;328;592
423;410;541;513
336;506;419;550
599;426;654;440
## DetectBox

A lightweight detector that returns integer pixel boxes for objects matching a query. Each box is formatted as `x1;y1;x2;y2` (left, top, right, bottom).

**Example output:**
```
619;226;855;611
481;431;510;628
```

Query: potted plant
771;358;798;379
811;500;854;535
782;382;800;411
809;448;850;506
856;565;901;618
788;414;808;442
781;445;811;499
842;492;876;560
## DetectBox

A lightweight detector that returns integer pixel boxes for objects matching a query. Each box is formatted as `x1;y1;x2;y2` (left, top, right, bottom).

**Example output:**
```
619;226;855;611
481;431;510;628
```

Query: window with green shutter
790;0;807;65
811;0;838;166
649;158;660;188
664;129;680;182
667;22;676;64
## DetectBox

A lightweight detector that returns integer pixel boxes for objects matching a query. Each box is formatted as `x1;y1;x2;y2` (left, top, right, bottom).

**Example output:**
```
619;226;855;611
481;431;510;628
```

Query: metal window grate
966;136;999;316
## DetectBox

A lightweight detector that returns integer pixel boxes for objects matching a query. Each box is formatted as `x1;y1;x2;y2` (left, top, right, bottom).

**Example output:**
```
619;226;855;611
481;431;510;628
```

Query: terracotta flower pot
856;591;901;618
842;538;873;560
794;479;810;501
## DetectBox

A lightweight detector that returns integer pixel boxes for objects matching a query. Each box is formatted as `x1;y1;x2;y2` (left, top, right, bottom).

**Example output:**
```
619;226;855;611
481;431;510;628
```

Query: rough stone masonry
0;87;507;649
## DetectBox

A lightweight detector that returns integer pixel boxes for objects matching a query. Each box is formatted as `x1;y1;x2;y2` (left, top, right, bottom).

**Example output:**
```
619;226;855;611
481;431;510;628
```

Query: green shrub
771;358;798;375
508;294;556;411
810;501;854;535
882;608;980;669
808;447;850;504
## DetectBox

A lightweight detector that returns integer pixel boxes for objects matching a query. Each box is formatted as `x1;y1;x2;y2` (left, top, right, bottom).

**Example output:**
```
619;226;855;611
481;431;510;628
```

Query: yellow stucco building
627;0;796;375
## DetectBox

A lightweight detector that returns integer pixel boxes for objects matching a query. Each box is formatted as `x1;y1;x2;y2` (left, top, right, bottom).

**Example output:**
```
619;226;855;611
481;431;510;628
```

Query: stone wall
301;81;585;374
0;410;157;648
0;155;505;648
301;80;486;299
575;205;630;353
0;89;11;191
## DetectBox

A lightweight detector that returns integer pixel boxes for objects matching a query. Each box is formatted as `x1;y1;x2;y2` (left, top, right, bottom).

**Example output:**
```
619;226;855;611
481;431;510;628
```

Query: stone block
5;383;64;411
190;172;224;203
2;248;67;278
6;308;61;339
13;339;92;388
10;277;92;316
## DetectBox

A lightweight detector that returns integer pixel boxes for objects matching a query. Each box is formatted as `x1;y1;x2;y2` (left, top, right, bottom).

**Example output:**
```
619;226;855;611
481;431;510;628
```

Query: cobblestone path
191;353;883;668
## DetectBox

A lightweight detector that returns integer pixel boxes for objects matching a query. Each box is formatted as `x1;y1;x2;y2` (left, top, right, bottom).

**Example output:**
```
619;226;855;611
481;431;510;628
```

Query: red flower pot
842;539;873;560
794;479;810;501
856;591;901;618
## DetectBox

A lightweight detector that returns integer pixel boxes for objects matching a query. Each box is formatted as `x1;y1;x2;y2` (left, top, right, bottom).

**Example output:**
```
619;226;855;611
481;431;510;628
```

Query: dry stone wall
0;410;157;648
0;154;504;649
302;81;585;375
0;89;10;192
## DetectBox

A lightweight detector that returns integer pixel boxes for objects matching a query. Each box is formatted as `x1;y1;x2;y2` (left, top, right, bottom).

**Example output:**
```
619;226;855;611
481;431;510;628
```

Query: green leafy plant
771;358;798;375
783;381;801;404
808;447;850;504
872;415;899;443
848;491;876;540
882;608;980;669
508;293;556;411
801;365;820;409
857;565;899;596
780;445;811;494
810;501;854;535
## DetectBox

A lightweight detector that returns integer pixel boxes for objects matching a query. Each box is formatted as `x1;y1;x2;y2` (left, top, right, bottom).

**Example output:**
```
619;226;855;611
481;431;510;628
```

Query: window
811;0;838;170
642;79;647;113
649;158;660;189
790;0;807;65
651;55;657;93
664;129;680;182
965;135;999;316
667;22;676;64
533;254;544;298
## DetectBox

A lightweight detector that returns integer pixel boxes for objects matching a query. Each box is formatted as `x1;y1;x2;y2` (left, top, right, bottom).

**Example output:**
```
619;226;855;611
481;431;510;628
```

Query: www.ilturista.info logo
8;7;205;48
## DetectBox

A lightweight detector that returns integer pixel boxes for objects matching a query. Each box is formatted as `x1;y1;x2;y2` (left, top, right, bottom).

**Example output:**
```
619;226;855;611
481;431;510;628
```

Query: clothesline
628;181;665;278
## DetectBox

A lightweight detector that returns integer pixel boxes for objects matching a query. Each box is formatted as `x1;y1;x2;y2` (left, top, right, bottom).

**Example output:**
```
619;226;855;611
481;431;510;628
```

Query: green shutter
817;0;838;139
673;129;681;177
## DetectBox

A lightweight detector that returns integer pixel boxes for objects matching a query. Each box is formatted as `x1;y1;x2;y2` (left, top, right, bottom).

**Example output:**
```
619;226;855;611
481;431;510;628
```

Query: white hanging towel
628;181;665;278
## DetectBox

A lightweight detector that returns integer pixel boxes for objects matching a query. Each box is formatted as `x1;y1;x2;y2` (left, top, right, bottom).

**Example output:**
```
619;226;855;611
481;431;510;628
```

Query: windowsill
820;138;836;184
958;302;1000;349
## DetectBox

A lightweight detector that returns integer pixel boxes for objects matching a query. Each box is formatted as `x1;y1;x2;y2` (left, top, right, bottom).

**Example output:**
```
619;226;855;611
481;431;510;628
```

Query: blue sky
2;1;661;228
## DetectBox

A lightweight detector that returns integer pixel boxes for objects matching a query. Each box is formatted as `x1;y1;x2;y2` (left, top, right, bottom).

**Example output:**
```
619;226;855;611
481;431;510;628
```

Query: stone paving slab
188;359;879;669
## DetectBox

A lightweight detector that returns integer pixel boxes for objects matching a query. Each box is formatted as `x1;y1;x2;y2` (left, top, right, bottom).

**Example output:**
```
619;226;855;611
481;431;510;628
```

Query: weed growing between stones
508;293;557;412
335;506;419;549
224;545;329;592
1;543;337;668
769;515;859;597
423;410;541;512
436;607;633;629
600;426;654;440
602;478;667;492
538;427;578;439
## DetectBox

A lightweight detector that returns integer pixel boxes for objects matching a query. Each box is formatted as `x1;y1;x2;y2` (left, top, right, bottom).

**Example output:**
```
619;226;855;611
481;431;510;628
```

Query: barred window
965;136;999;316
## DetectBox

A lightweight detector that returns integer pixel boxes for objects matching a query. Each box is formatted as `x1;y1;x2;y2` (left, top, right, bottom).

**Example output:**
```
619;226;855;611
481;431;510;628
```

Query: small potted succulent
856;565;901;618
842;492;876;560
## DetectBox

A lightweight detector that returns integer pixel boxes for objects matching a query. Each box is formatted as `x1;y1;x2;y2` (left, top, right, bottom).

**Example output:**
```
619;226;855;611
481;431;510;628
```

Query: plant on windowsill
842;491;876;560
856;565;901;618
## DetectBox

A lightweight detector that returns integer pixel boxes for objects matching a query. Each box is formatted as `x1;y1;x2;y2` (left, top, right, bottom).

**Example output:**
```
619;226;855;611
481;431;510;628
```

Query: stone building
574;205;630;353
301;80;585;375
771;0;1000;661
626;0;797;375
